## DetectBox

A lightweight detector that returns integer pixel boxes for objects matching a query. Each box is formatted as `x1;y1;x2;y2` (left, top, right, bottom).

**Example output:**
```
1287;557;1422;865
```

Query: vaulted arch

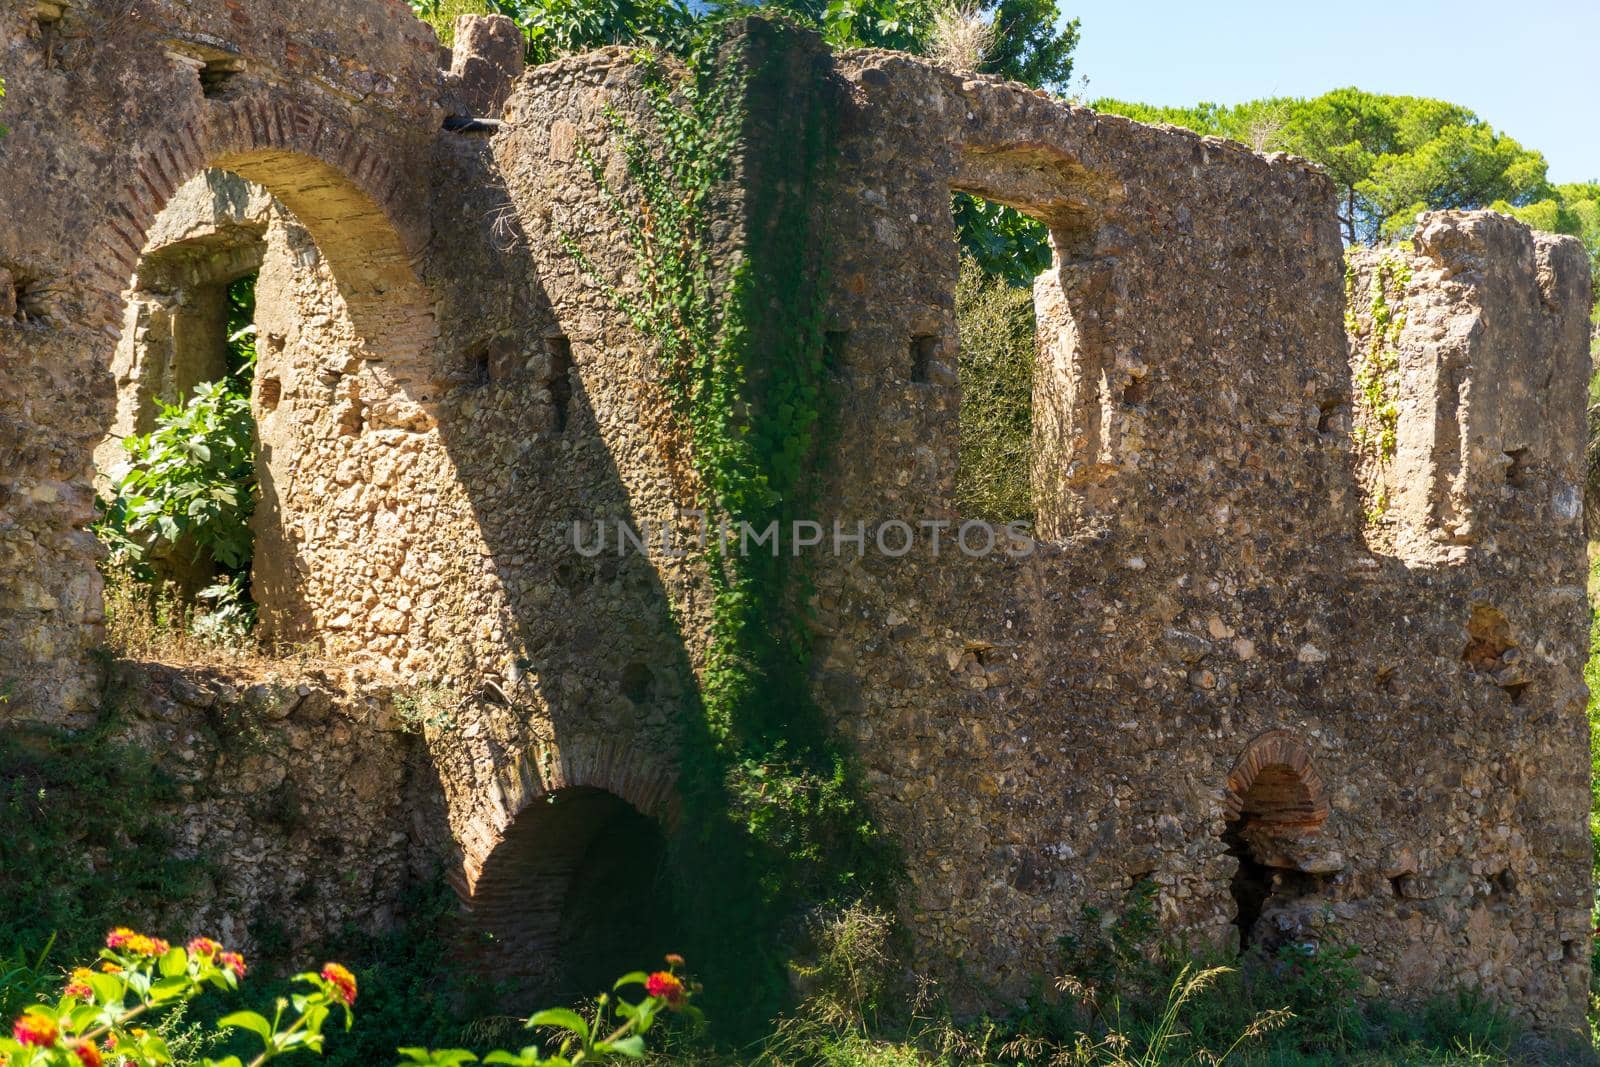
1222;730;1335;950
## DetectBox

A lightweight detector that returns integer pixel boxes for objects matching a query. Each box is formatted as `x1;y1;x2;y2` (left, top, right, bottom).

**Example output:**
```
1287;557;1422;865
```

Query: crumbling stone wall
1;2;1594;1032
105;661;428;957
803;51;1592;1026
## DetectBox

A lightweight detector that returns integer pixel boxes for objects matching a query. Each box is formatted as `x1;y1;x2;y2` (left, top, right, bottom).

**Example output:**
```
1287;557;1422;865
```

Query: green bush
96;378;256;581
954;253;1036;525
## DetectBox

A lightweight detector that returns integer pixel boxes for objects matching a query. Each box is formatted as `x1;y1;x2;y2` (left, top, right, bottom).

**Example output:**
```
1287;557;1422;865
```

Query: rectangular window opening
548;335;573;432
951;191;1048;527
910;334;938;383
199;57;246;99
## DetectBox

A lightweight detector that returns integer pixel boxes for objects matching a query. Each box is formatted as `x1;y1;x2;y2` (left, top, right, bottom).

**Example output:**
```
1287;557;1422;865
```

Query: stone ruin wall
0;0;1595;1031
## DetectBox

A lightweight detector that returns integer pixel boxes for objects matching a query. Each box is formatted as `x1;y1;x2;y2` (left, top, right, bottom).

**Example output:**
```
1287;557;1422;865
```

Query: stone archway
69;90;457;661
1222;730;1337;951
80;94;437;388
457;742;681;998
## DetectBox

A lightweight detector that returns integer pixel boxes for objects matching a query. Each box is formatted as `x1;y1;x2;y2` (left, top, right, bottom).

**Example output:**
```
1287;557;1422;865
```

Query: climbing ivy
561;26;894;1026
1344;247;1411;525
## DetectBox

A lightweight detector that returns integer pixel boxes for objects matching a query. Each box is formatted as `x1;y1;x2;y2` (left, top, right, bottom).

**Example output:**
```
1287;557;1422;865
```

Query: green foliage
96;272;260;597
397;960;701;1065
410;0;694;61
0;714;204;969
1497;180;1600;314
1094;89;1551;245
279;877;498;1067
0;931;355;1067
801;0;1078;88
951;193;1050;288
408;0;501;44
954;253;1035;523
1344;247;1410;467
95;377;257;577
560;33;895;1025
978;0;1078;90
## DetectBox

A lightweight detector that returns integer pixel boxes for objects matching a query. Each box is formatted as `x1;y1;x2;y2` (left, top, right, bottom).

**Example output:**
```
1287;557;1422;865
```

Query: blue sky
1067;0;1599;183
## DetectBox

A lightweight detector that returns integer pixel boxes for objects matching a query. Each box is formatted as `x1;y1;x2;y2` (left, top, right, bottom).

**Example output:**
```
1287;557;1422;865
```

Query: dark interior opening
1505;447;1529;488
548;334;573;432
1223;820;1272;949
910;334;938;383
823;329;849;373
199;57;245;99
469;787;681;1002
1223;760;1331;954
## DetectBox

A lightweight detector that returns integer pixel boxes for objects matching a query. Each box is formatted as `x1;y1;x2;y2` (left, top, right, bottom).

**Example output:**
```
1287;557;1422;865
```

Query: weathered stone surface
0;5;1593;1032
446;13;524;116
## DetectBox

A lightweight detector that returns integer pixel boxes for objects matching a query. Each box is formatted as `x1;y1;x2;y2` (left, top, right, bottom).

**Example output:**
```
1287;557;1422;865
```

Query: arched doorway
466;786;682;1000
1222;731;1336;952
74;101;448;668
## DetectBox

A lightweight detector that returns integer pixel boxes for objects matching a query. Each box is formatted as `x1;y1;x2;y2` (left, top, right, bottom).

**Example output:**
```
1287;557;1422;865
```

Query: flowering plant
0;929;356;1067
395;956;699;1066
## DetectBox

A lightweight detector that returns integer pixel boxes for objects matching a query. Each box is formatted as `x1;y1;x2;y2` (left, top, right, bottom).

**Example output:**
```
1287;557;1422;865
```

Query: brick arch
457;738;679;895
79;91;437;396
1223;729;1330;832
456;741;680;995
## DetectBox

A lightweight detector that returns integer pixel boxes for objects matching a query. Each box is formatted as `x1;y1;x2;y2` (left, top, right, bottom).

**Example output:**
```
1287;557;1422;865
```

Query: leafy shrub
1;924;696;1067
954;253;1036;524
96;378;256;581
0;928;355;1067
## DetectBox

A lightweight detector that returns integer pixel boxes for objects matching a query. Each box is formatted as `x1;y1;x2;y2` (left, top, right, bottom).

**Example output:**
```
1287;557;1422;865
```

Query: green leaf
398;1050;479;1066
601;1035;646;1058
526;1007;589;1042
159;945;188;977
219;1010;274;1046
612;971;649;991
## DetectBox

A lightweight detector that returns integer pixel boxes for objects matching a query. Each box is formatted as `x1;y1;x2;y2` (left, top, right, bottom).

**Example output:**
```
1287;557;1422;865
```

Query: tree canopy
413;0;1079;85
1096;89;1552;245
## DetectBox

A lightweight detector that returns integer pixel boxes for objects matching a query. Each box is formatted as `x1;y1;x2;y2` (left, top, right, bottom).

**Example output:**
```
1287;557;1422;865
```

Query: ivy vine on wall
560;23;895;1024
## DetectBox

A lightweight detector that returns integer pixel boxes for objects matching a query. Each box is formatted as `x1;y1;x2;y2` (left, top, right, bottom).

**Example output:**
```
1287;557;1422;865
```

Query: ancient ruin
0;0;1593;1032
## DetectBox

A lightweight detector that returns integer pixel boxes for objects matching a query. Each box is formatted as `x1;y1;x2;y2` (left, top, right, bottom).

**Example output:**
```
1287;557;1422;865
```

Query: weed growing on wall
561;24;894;1025
1345;249;1410;465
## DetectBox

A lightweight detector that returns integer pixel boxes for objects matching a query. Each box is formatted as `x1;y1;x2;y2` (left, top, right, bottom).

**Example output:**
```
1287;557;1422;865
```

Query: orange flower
217;952;247;979
12;1011;58;1046
186;937;221;959
320;963;357;1006
664;953;685;967
64;968;94;999
645;970;686;1007
105;928;168;957
70;1041;103;1067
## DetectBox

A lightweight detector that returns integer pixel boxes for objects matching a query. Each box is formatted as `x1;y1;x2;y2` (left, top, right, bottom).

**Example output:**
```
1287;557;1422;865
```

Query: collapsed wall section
809;49;1593;1029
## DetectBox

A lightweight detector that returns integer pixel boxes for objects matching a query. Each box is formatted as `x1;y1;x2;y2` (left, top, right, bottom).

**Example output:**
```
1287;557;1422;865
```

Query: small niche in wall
823;330;849;374
199;55;245;98
1316;397;1348;435
35;2;64;67
1;265;52;326
910;334;938;383
1504;447;1529;488
258;376;282;411
547;335;573;432
1121;374;1149;407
